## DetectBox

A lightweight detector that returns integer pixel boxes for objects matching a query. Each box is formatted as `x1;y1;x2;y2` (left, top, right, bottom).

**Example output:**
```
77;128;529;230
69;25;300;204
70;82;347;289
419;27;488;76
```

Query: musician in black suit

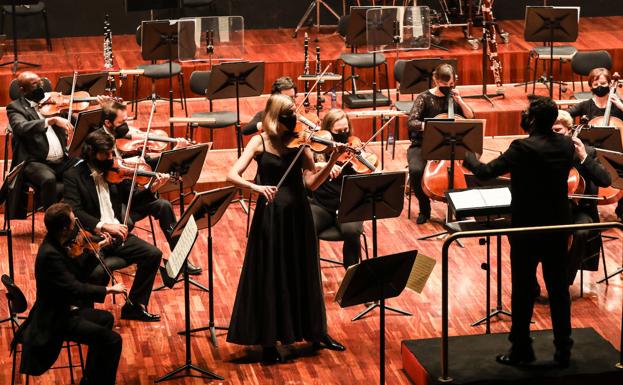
63;130;163;322
6;71;75;219
12;203;123;384
553;110;611;285
463;96;575;367
242;76;297;136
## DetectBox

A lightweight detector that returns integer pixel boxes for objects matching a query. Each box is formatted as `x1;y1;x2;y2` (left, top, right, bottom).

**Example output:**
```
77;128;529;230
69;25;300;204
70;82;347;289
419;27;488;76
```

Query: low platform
401;328;623;385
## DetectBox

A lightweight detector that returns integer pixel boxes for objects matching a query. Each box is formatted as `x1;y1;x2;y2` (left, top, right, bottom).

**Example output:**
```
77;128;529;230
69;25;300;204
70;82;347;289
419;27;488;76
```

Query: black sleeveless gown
227;139;327;347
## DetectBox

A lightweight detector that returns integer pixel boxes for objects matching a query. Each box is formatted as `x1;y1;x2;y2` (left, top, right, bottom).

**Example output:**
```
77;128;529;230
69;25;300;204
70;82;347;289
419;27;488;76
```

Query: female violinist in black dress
226;94;346;363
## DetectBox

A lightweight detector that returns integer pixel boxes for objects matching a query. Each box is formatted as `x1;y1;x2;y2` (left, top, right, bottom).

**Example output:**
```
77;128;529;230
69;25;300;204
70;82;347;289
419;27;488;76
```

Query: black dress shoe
313;335;346;351
121;303;161;322
554;349;571;368
261;346;284;364
416;213;430;225
496;347;535;366
186;261;202;276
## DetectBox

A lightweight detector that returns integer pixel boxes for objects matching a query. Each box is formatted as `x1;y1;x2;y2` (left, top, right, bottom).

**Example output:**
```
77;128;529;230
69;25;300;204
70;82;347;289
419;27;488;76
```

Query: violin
284;113;356;154
588;72;623;128
104;157;178;186
336;136;379;174
116;127;187;156
39;91;101;117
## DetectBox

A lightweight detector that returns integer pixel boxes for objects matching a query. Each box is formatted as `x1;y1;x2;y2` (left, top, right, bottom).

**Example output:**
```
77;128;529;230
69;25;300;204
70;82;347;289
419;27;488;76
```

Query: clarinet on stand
104;14;117;96
314;45;325;116
303;33;310;108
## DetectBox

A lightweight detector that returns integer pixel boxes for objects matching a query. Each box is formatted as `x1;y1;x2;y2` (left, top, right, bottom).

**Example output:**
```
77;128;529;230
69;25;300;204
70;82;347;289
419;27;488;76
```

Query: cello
588;72;623;128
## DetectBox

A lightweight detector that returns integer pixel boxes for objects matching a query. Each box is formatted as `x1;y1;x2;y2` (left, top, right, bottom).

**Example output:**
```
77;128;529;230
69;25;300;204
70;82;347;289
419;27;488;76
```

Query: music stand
417;119;484;241
169;187;236;346
178;16;245;66
156;215;223;383
56;72;108;96
338;171;411;321
524;6;579;99
206;61;264;157
336;250;417;385
579;127;623;153
68;109;104;158
0;1;40;74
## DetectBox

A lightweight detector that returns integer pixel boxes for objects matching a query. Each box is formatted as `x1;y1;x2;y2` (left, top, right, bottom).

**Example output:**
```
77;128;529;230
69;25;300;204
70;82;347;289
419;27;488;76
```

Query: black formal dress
463;129;575;352
6;97;74;219
227;137;327;347
407;90;465;217
63;160;162;307
13;235;121;384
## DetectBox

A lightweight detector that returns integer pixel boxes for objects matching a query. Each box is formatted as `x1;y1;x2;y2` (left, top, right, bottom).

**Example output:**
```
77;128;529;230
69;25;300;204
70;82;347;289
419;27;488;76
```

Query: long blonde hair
262;94;295;139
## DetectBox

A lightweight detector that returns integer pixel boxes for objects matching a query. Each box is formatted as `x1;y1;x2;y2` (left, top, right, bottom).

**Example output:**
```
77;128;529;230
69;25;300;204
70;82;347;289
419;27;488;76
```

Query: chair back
189;71;212;97
571;50;612;77
9;77;52;101
394;60;407;83
1;275;28;315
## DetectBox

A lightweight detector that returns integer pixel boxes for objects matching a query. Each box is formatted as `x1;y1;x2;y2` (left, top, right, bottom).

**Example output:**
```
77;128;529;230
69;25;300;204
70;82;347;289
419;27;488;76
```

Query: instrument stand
336;249;417;385
0;1;40;74
156;214;223;383
463;20;504;107
292;0;341;40
0;162;26;325
338;172;412;322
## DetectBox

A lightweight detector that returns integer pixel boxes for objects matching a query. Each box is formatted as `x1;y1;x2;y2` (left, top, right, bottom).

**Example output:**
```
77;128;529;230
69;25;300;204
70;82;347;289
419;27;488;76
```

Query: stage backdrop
3;0;623;38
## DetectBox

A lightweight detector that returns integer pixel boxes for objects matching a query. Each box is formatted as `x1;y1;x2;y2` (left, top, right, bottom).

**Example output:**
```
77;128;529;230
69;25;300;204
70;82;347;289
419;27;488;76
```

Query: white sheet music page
166;215;199;279
481;187;512;207
448;189;486;210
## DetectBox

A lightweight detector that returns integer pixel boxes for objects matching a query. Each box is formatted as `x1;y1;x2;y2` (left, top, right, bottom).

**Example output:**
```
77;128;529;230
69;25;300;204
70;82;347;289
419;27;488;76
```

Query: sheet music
448;189;486;210
481;187;512;207
165;215;198;279
406;253;436;294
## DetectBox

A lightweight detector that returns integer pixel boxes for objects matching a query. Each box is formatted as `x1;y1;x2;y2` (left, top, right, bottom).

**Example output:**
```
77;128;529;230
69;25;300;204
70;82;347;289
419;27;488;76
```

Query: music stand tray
56;72;108;95
399;58;458;95
421;119;484;162
154;143;210;196
68;108;104;158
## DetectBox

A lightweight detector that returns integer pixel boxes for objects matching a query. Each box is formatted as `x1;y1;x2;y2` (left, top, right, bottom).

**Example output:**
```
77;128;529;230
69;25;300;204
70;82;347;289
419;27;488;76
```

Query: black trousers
567;210;601;285
509;234;572;351
65;308;122;385
310;199;363;268
22;158;72;210
131;198;178;248
407;144;430;216
97;234;162;307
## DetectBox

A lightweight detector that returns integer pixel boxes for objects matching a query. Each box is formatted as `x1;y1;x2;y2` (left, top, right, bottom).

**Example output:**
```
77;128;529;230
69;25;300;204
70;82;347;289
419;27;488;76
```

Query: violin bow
65;71;79;149
335;116;397;172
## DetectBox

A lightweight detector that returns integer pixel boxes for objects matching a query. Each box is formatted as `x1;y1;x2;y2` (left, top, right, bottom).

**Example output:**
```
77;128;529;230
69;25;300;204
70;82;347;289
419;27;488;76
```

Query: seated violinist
97;101;202;275
242;76;297;135
6;71;76;219
63;130;163;322
309;109;364;269
553;110;611;285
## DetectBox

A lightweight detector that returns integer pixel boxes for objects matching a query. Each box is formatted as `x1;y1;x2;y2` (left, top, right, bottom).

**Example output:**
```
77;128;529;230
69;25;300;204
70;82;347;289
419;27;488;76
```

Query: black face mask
62;224;80;248
25;85;45;103
520;110;534;132
112;122;130;139
92;158;114;172
278;113;298;132
592;85;610;97
439;86;453;97
331;131;349;143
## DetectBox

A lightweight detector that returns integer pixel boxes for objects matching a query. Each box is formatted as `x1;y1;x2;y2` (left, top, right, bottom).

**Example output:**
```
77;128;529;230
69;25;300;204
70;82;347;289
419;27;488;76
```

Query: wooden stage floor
1;142;623;384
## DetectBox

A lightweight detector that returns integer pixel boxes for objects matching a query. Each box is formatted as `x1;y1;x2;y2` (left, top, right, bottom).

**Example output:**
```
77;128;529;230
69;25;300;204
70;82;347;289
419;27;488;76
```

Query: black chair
131;26;188;120
337;15;391;109
2;274;84;385
578;233;611;298
0;2;52;52
385;59;418;160
186;71;238;146
317;226;369;266
571;50;612;101
525;44;577;98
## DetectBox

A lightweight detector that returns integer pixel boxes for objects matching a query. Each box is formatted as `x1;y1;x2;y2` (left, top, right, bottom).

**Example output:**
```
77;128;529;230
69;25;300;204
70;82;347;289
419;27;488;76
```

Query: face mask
113;122;130;139
331;131;349;143
278;113;297;132
26;85;45;102
439;86;452;97
520;110;533;132
62;224;80;248
592;85;609;97
93;158;114;172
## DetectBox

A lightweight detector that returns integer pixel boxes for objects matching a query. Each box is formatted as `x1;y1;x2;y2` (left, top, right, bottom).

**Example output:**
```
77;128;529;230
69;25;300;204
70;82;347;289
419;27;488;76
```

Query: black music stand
56;72;108;96
524;6;579;99
0;0;39;74
399;58;458;95
0;162;25;325
336;250;417;385
156;215;223;383
417;119;484;241
206;61;264;157
169;186;236;346
68;108;103;158
338;171;411;321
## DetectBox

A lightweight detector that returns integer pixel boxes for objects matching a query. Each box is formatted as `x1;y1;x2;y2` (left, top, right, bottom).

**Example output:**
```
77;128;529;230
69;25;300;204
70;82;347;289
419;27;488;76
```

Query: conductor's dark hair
81;129;115;162
270;76;296;95
100;101;126;126
527;95;559;133
44;203;73;239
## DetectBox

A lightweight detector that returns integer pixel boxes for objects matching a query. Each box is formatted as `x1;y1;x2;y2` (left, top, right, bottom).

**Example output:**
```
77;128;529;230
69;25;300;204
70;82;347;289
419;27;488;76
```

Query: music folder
446;187;512;219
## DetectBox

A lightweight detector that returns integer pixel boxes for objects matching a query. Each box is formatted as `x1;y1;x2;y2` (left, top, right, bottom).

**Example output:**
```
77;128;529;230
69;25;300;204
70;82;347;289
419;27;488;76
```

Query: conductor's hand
102;224;128;240
150;173;170;192
106;282;127;295
572;136;588;162
48;116;74;134
253;184;277;203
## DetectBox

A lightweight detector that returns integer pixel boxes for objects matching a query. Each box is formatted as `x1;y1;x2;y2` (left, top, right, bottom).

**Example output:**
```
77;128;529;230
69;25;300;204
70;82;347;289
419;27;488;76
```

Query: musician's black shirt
567;98;623;121
407;90;464;146
311;163;356;212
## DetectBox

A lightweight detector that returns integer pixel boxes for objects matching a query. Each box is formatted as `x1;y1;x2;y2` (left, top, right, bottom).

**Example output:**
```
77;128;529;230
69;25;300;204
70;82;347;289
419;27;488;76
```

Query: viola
284;114;357;154
336;136;379;174
104;157;178;186
39;91;99;117
116;127;185;156
65;229;112;258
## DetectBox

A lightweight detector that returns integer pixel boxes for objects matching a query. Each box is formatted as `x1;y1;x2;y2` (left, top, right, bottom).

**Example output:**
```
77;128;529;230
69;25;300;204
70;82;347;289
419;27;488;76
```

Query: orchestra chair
317;225;369;266
571;50;612;101
186;71;238;147
0;2;52;52
6;77;56;243
336;15;391;109
525;43;577;99
2;274;85;385
131;26;188;120
386;59;416;159
578;233;610;298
